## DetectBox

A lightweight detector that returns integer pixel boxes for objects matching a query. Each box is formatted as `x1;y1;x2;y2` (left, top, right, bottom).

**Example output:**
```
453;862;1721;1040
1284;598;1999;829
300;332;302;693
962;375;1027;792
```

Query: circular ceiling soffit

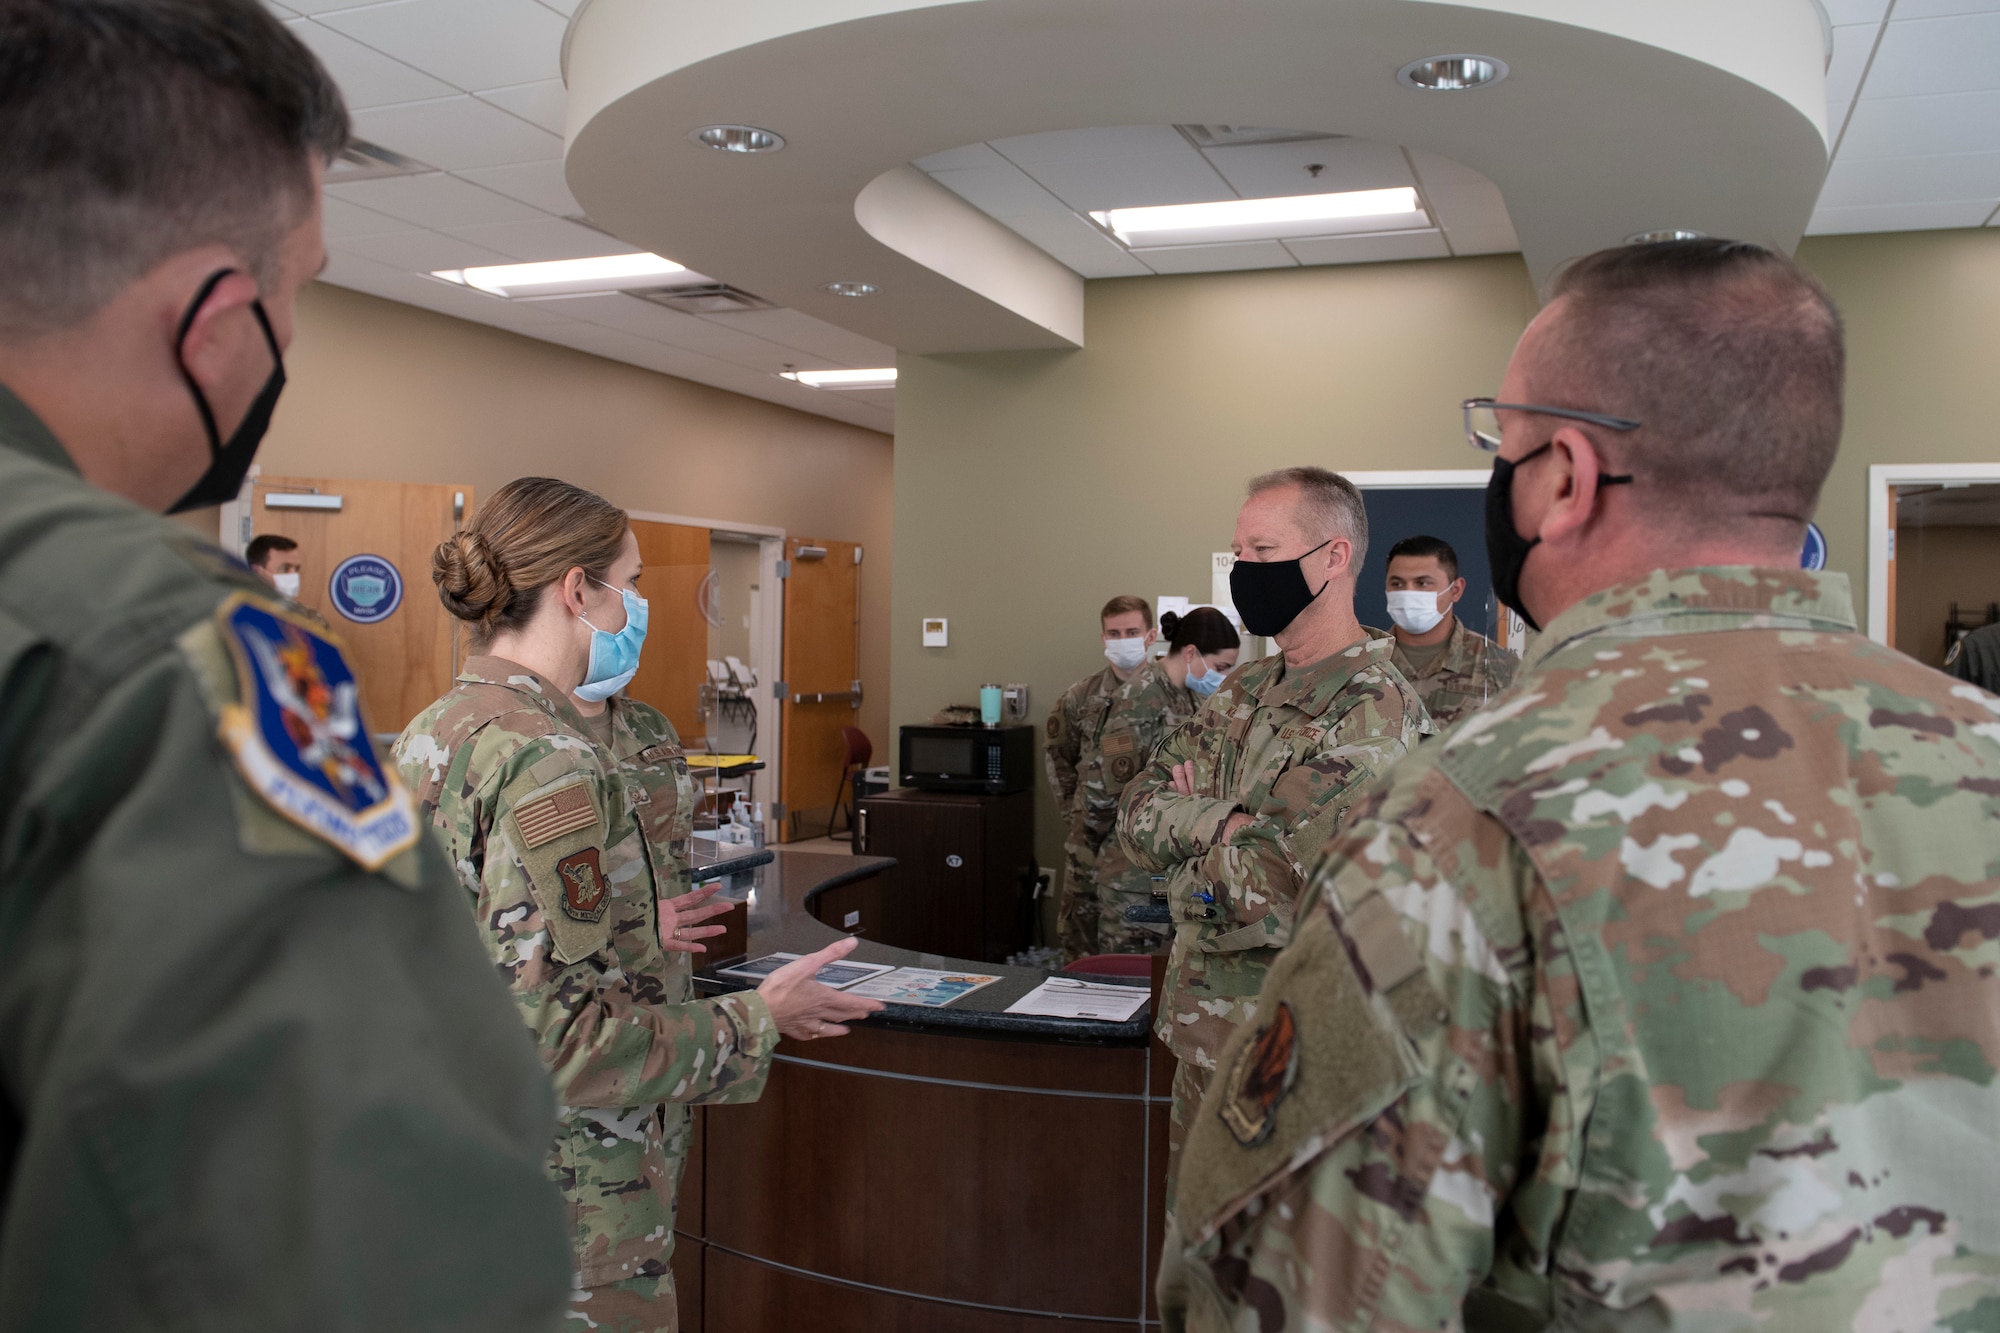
1396;54;1508;91
1625;228;1709;243
691;124;785;153
822;281;878;297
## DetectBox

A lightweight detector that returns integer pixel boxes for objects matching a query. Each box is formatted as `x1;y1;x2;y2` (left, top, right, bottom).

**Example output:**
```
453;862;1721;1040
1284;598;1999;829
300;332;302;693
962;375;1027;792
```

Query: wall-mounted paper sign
1211;553;1245;633
922;617;948;647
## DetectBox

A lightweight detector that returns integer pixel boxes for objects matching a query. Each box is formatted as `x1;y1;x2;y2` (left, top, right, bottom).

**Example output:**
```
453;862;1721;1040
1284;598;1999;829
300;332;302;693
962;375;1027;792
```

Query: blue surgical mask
576;579;649;703
1188;653;1228;697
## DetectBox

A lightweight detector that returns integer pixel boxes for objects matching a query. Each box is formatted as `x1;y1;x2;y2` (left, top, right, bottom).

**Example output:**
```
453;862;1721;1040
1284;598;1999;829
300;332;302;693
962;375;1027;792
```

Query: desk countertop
695;846;1151;1044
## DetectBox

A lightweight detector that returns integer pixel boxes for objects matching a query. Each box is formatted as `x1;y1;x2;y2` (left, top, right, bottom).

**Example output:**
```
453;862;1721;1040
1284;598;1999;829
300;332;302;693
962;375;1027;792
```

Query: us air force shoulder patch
214;594;419;871
556;848;610;921
1219;1001;1300;1146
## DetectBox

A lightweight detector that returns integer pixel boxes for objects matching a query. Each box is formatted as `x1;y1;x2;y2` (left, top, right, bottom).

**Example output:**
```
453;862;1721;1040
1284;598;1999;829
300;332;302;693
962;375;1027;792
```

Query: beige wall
893;228;2000;871
263;281;894;753
1895;524;2000;670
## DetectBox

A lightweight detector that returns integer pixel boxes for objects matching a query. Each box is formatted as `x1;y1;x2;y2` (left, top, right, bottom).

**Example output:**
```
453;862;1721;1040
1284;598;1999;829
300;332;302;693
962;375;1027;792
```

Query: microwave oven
898;724;1034;794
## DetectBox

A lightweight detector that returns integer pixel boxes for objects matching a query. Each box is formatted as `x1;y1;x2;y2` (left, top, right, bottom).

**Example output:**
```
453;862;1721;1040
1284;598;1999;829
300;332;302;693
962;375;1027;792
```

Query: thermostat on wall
922;617;948;648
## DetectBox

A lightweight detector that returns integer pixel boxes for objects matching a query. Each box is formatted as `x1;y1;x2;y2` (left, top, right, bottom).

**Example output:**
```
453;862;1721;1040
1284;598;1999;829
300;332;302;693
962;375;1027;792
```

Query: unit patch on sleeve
555;848;610;921
514;780;599;848
214;594;419;871
1218;1001;1300;1147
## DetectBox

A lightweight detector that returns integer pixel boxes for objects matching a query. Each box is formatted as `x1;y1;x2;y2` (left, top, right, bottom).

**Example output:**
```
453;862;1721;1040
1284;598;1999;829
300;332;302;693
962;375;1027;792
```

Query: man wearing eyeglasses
1162;238;2000;1331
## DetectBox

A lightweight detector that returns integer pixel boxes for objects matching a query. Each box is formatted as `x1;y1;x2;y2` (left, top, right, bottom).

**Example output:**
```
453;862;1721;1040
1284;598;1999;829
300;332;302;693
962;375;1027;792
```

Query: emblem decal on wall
329;553;404;625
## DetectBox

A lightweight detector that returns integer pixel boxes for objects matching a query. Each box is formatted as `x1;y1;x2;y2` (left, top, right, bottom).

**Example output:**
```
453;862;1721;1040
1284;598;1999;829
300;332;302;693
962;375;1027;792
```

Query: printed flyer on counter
716;953;897;990
844;967;1004;1008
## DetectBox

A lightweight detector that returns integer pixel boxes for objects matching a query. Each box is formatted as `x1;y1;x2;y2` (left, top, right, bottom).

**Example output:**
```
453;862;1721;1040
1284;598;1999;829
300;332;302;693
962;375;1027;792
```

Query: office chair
826;726;872;842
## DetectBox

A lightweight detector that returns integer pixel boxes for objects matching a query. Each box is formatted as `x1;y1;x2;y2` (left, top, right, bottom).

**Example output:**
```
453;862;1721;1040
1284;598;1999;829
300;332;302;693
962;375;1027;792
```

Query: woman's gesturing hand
756;936;886;1040
657;883;735;955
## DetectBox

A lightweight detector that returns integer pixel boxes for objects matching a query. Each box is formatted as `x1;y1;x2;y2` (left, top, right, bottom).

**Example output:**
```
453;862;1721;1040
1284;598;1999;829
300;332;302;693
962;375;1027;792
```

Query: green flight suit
396;660;777;1333
0;382;569;1331
1165;568;2000;1332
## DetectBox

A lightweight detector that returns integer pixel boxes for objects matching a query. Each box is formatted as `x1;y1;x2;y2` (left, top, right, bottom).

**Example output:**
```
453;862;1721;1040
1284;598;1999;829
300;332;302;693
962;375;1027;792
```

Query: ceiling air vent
1175;125;1347;149
328;138;432;183
630;284;778;315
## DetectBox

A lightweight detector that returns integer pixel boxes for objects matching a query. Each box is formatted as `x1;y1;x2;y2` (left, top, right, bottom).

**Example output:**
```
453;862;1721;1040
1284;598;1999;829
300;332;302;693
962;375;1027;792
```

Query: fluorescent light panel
1092;187;1425;248
781;368;897;390
432;252;685;298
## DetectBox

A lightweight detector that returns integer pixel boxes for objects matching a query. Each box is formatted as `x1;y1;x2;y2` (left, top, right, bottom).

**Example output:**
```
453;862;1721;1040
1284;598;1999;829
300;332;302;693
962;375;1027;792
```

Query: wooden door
249;475;470;735
779;537;861;841
629;519;712;742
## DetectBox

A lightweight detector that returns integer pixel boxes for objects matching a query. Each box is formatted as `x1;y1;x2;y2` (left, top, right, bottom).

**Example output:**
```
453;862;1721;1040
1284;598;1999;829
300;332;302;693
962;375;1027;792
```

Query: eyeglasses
1461;398;1642;454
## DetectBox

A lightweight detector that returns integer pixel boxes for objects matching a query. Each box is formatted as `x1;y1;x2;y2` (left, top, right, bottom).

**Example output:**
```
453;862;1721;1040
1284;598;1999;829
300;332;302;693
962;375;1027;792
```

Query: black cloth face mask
1485;442;1631;633
1229;539;1331;637
168;268;287;514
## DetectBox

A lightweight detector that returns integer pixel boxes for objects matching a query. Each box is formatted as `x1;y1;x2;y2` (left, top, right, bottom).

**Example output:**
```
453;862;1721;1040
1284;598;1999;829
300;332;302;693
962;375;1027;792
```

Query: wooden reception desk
676;848;1171;1331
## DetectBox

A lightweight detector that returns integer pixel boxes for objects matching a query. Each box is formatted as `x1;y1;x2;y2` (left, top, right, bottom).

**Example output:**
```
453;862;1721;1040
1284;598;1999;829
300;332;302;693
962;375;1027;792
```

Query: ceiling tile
477;79;568;134
326;172;546;228
1286;229;1452;266
350;95;563;171
552;293;725;340
990;126;1195;166
911;143;1010;173
284;18;453;109
264;1;298;15
284;0;382;12
697;308;897;367
1022;152;1235;213
1817;150;2000;206
994;212;1152;278
1136;240;1297;275
320;194;417;240
1861;11;2000;98
1825;23;1879;110
926;165;1069;218
1839;89;2000;159
334;229;516;271
1805;197;1996;233
454;160;585;216
1202;138;1412;200
1893;0;2000;18
536;0;584;14
1821;0;1892;20
318;0;568;91
440;216;635;261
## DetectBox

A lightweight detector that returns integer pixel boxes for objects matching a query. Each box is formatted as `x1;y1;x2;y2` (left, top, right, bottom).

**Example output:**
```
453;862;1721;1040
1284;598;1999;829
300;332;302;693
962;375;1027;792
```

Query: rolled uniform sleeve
1164;766;1552;1333
474;740;777;1110
1117;717;1238;874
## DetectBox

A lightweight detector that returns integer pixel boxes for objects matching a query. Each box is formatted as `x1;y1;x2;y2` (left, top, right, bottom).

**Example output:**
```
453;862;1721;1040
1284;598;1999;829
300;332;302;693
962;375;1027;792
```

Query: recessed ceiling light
1091;187;1426;249
433;253;686;298
822;281;878;297
1625;228;1709;244
1397;55;1508;91
691;125;784;153
781;367;897;390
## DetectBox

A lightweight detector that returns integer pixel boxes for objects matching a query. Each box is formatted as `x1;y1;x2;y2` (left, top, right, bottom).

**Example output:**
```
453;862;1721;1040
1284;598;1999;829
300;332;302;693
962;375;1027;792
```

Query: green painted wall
891;228;2000;875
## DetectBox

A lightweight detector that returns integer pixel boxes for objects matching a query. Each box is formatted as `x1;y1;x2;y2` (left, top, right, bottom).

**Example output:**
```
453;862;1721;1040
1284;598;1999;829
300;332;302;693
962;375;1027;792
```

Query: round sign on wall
1800;522;1828;572
329;554;404;624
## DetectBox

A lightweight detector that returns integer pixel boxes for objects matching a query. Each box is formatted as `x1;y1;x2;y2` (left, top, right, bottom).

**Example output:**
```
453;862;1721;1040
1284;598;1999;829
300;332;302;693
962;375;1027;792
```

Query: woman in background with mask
1084;606;1241;958
395;476;879;1333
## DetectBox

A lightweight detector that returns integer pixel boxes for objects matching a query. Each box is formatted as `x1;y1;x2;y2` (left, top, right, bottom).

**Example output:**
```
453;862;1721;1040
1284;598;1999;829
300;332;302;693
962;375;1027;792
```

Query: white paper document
1004;976;1150;1022
845;967;1003;1007
715;953;896;990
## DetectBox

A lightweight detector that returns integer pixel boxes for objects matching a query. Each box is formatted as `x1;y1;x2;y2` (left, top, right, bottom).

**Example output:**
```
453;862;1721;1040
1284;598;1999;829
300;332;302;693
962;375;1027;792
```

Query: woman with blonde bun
394;477;880;1332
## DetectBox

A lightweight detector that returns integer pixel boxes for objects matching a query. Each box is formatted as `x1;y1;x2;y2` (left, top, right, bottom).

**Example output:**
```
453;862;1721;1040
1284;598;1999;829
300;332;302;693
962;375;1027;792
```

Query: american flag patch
513;781;599;848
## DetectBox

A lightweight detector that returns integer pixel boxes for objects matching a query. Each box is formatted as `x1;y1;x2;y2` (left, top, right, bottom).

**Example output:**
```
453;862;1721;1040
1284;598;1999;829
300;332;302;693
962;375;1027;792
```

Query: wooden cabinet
846;788;1034;962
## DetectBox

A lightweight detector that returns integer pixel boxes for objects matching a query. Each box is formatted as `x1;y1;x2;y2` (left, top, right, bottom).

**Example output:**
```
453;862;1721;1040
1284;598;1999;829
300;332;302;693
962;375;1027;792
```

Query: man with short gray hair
0;1;568;1325
1163;239;2000;1330
1119;466;1428;1207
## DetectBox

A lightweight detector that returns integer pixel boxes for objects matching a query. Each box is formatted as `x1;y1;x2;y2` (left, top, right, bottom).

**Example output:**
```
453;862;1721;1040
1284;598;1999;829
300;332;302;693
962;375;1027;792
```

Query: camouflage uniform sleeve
1165;765;1555;1332
1116;711;1238;874
477;737;776;1109
1045;686;1084;811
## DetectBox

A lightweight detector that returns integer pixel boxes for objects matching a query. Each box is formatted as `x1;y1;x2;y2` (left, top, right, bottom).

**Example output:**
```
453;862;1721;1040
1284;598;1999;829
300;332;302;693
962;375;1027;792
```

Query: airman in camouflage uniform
1118;635;1426;1193
1390;615;1517;730
397;658;778;1331
1082;659;1201;954
1165;568;2000;1332
1164;239;2000;1331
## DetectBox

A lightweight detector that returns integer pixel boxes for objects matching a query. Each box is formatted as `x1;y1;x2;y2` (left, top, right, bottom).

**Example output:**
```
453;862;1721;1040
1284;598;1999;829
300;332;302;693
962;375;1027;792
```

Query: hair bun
1158;610;1182;638
432;529;513;627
